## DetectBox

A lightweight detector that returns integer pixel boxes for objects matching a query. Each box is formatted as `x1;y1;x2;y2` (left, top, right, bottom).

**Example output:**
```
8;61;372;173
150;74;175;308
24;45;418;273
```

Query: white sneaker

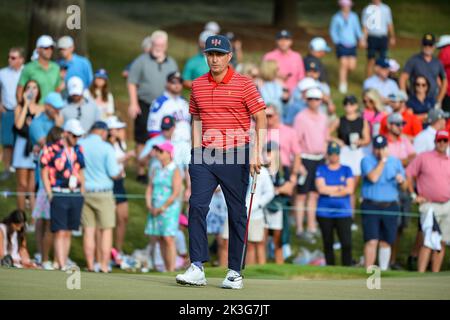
72;227;83;237
339;83;348;94
42;261;55;271
175;263;207;286
221;269;243;290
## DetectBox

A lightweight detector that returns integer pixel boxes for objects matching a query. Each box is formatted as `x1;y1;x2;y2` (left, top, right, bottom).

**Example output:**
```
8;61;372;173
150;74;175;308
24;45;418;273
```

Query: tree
27;0;88;59
273;0;298;29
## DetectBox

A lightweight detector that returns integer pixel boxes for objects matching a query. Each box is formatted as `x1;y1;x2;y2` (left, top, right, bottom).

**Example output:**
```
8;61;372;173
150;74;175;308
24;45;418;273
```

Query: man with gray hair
127;30;178;184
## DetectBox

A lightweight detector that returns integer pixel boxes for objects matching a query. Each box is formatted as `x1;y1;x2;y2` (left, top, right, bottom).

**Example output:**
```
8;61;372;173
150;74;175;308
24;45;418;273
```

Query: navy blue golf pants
188;146;250;272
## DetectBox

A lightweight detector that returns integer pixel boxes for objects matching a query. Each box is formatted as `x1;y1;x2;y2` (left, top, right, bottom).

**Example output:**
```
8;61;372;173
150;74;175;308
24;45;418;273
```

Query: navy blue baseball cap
375;58;390;69
372;135;388;149
91;121;108;131
161;115;175;130
276;30;292;39
327;141;341;155
204;35;232;54
94;68;109;80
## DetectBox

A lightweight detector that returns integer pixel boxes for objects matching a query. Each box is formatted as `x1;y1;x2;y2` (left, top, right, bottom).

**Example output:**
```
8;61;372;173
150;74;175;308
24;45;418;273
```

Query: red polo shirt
379;108;423;138
189;67;266;149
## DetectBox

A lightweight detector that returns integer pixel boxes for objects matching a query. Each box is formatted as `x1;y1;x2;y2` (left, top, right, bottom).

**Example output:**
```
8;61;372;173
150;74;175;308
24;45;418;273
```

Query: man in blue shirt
360;135;407;271
29;92;65;147
78;121;120;273
57;36;93;88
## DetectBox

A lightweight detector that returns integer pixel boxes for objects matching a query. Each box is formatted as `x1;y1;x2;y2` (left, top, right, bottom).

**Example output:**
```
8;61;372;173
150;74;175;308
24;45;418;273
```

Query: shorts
32;188;51;220
206;211;227;235
1;109;15;147
419;201;450;243
222;217;265;242
264;208;283;231
134;100;151;144
367;35;388;60
336;44;357;58
50;193;84;233
113;178;128;204
12;135;35;169
82;192;116;229
361;200;399;245
296;158;325;194
339;146;363;176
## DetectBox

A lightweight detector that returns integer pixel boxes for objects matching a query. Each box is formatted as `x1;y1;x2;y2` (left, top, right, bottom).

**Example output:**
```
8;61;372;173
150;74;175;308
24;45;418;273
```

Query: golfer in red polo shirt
176;35;266;289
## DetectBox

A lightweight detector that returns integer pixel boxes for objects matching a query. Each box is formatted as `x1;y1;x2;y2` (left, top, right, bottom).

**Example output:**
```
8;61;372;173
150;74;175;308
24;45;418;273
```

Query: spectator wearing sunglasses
385;112;416;270
400;33;447;104
380;91;422;140
0;47;25;180
406;75;435;120
17;35;61;104
292;88;329;242
61;76;100;132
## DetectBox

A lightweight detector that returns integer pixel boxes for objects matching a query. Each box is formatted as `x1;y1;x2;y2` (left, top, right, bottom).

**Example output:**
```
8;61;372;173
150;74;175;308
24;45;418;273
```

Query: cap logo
426;35;432;40
212;38;221;46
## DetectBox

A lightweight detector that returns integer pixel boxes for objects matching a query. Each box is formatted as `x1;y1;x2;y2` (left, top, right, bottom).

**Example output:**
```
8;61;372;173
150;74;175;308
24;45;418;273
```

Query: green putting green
1;268;449;300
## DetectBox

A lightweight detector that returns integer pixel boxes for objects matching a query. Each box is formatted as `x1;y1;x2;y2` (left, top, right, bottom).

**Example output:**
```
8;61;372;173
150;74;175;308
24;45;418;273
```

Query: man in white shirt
0;47;24;180
363;57;399;105
414;109;449;154
147;71;190;138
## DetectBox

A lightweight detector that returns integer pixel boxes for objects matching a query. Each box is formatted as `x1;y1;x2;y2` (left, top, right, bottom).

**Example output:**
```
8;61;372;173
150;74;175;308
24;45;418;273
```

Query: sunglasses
41;46;54;50
266;114;274;118
70;133;81;139
363;99;373;104
415;82;427;87
436;139;449;143
168;80;182;85
307;98;321;101
391;122;405;127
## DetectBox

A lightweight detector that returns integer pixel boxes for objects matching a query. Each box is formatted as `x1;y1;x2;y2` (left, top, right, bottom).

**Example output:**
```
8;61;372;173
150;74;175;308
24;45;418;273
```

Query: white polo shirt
0;66;23;110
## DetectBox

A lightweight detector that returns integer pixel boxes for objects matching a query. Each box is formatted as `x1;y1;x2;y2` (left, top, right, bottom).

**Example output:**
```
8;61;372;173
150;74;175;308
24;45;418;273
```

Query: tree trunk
27;0;88;60
273;0;298;29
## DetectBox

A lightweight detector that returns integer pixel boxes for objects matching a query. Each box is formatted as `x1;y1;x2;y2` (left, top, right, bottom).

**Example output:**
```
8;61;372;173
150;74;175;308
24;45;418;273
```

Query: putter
240;172;258;271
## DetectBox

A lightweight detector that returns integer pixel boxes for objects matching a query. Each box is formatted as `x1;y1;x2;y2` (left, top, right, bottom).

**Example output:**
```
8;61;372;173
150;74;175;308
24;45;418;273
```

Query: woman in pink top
362;89;386;135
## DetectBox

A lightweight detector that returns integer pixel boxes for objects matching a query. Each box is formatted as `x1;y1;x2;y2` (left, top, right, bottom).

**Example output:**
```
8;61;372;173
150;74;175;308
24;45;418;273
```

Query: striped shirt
189;67;266;149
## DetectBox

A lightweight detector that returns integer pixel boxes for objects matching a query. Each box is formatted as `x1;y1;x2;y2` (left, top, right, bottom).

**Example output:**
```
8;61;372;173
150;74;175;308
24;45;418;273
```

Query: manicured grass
0;0;449;276
1;267;450;300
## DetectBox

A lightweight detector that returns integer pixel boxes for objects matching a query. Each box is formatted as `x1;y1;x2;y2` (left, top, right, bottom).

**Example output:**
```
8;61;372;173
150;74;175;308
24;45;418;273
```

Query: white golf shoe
176;263;207;286
221;269;243;289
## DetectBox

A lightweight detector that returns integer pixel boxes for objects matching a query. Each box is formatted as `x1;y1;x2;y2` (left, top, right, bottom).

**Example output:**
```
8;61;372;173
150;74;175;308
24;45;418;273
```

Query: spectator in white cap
40;118;86;271
292;87;329;243
304;37;331;84
182;30;215;89
57;36;93;88
17;35;61;104
61;76;101;132
106;116;134;261
204;21;220;34
284;77;319;125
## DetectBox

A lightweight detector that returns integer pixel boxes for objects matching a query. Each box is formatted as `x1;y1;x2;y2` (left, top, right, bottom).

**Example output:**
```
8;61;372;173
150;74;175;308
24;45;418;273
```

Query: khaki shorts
222;217;265;243
420;201;450;243
82;192;116;229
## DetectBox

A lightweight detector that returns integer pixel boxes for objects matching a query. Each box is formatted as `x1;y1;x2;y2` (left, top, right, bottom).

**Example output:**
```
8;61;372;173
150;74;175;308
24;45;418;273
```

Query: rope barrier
0;190;423;217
